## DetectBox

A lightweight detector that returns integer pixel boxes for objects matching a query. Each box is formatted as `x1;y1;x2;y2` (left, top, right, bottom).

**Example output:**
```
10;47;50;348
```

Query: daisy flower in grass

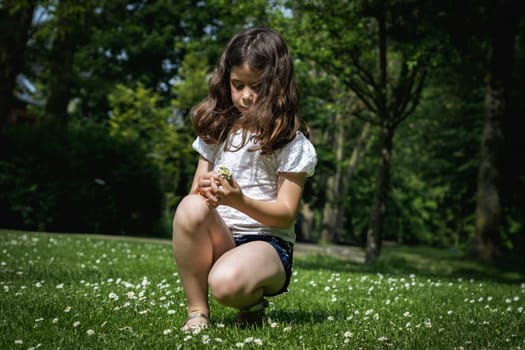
202;335;210;344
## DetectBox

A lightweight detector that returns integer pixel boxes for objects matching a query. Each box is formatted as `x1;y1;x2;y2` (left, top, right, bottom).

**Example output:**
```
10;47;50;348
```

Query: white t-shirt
192;130;317;243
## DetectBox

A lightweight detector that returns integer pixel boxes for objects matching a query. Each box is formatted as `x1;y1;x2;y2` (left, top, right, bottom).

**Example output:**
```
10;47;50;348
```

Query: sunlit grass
1;229;524;349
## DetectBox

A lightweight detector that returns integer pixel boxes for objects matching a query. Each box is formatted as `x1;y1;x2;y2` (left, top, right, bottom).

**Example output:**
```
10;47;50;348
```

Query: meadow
1;229;523;349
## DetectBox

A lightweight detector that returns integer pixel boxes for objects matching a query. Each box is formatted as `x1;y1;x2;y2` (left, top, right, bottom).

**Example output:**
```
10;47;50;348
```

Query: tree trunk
365;8;390;264
0;4;35;127
334;122;371;241
45;8;76;121
471;0;519;261
297;202;316;242
365;125;393;263
320;112;345;243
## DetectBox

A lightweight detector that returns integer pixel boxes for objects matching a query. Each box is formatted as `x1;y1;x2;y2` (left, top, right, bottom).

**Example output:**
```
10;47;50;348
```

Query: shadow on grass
294;245;525;285
268;309;340;325
218;309;339;328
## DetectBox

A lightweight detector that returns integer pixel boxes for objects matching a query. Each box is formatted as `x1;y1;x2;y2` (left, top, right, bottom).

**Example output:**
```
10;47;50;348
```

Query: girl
172;27;317;332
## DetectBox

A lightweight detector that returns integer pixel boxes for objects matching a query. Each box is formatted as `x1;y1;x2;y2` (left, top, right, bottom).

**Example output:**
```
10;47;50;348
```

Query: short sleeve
192;137;219;163
276;132;317;177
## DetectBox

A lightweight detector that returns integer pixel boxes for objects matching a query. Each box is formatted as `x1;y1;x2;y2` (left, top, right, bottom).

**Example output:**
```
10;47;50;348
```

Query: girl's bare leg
208;241;286;309
172;194;234;327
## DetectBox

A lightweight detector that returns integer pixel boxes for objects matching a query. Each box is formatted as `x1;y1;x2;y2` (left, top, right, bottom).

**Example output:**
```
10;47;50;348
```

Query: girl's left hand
206;174;242;208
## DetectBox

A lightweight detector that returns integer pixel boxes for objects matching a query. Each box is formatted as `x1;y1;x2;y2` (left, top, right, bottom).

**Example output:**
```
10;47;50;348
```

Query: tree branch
395;68;427;128
351;56;378;90
342;76;379;114
353;111;380;126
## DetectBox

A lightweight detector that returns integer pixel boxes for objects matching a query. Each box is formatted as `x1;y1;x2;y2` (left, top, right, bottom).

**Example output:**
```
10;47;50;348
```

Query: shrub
0;122;163;235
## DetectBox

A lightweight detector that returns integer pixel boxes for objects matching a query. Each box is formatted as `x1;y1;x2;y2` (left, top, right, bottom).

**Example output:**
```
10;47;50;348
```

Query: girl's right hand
196;172;223;208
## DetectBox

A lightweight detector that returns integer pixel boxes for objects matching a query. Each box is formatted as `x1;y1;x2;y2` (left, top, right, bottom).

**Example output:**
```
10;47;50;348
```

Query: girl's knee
208;267;245;304
172;194;209;232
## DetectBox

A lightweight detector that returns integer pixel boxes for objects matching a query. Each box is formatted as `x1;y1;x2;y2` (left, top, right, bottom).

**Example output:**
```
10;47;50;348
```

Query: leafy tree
171;51;210;116
284;0;432;262
472;0;524;261
423;0;525;258
0;0;35;127
70;0;273;121
68;0;203;120
390;78;483;248
43;0;97;121
107;83;194;231
21;0;223;122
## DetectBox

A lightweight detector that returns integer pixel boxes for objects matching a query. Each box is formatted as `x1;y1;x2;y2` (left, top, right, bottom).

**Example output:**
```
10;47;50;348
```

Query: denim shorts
234;235;294;296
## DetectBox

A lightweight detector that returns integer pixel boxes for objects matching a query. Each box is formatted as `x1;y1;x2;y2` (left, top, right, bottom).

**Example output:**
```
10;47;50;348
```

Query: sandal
236;298;269;328
181;311;210;333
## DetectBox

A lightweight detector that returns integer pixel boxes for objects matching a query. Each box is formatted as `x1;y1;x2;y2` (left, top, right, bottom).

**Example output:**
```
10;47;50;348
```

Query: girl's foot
181;311;210;333
236;298;269;328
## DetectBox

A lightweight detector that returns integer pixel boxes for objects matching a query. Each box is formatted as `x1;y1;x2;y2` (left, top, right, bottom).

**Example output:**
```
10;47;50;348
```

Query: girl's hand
196;172;221;206
196;171;242;208
213;175;243;207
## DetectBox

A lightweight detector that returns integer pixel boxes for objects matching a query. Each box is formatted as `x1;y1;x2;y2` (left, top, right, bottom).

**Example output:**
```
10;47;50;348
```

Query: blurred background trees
1;0;523;262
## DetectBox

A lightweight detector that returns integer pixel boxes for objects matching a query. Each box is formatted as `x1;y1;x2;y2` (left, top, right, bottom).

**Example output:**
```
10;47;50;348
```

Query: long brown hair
192;27;308;154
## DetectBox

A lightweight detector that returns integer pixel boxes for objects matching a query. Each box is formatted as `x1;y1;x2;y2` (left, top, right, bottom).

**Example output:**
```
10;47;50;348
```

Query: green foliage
0;122;162;235
277;0;439;252
275;0;525;252
107;82;195;231
385;71;484;248
24;0;222;121
4;0;524;250
4;0;276;236
284;0;433;117
108;83;167;142
0;161;51;231
171;51;210;115
344;136;381;244
293;61;344;205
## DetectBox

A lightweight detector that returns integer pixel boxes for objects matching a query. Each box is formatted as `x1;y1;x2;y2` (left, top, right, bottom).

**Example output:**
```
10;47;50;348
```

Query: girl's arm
191;156;228;205
217;172;307;229
190;156;214;194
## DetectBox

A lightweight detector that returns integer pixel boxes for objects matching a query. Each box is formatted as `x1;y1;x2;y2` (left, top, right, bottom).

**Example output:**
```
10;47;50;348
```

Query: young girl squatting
172;27;317;332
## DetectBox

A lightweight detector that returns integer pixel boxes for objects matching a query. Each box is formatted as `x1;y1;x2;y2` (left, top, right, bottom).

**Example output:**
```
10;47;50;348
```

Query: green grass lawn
1;229;524;349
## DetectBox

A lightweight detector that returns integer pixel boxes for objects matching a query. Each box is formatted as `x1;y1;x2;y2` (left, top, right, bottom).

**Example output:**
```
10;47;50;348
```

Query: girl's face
229;64;260;116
